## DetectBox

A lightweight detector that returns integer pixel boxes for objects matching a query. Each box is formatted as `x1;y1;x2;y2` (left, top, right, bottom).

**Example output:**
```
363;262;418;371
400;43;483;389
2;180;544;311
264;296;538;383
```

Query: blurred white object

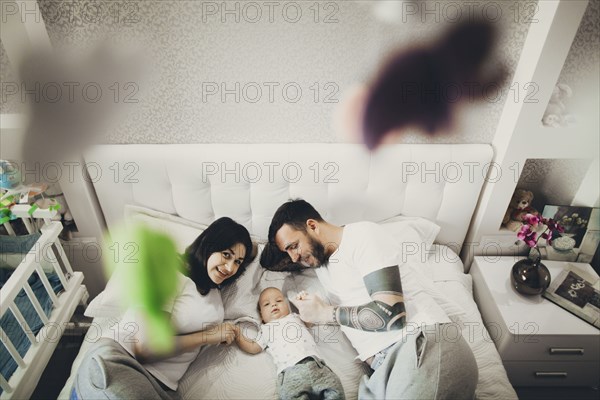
19;42;143;167
332;85;369;143
373;0;405;23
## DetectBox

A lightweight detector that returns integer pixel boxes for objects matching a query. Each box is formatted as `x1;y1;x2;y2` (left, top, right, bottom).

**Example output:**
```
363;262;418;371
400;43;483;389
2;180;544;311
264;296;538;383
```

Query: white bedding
59;245;517;400
419;248;518;400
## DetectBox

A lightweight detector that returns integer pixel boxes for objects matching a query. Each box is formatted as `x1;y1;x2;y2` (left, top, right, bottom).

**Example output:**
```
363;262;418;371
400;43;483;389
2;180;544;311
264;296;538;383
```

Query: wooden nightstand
471;256;600;387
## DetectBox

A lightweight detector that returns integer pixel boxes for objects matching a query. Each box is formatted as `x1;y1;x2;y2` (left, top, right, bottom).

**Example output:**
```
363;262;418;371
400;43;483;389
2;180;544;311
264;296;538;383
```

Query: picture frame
577;208;600;263
541;206;599;261
542;263;600;329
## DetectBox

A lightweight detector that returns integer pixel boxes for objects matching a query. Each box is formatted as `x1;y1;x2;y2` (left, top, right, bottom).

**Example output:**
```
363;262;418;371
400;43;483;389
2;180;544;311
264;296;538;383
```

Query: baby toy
542;83;575;127
503;189;538;232
104;223;180;353
2;162;74;236
0;160;21;190
1;160;48;203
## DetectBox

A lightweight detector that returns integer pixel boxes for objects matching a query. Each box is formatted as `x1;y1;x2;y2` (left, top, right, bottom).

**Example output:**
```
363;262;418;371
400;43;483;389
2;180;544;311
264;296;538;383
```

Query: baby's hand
231;324;241;339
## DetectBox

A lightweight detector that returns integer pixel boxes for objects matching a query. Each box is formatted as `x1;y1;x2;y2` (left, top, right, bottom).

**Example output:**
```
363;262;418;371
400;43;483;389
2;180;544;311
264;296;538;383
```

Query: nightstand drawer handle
535;372;568;378
549;348;584;355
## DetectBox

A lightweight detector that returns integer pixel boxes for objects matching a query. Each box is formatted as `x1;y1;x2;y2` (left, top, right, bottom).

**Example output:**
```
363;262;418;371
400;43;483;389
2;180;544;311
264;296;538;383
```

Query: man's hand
291;292;334;324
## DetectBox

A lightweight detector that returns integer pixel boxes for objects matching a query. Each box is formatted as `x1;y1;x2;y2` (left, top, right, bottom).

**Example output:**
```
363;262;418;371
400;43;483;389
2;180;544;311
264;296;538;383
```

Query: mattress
59;245;517;399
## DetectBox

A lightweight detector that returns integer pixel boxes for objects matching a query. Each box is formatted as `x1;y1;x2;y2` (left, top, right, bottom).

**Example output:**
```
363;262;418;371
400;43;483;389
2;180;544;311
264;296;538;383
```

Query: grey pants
72;338;180;400
277;356;346;400
359;324;478;400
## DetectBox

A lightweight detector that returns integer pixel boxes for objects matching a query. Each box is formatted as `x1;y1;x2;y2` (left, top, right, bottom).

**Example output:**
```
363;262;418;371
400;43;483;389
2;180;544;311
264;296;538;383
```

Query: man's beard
308;236;329;267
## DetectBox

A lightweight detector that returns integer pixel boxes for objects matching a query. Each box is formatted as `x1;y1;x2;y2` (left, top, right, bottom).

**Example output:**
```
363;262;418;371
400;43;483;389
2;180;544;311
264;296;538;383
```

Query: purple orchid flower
523;213;541;227
517;224;538;248
516;216;564;248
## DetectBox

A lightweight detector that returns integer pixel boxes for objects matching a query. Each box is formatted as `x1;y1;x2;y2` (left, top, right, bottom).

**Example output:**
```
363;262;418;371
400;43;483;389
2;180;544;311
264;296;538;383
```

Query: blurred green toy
104;223;181;353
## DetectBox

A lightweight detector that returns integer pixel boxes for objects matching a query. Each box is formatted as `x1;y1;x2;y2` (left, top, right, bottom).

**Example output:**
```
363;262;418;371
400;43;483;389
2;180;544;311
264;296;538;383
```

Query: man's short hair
267;199;324;243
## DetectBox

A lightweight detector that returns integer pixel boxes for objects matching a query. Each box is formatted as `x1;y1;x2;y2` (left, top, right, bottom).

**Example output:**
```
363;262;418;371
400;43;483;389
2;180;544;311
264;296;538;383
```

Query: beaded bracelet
332;307;338;324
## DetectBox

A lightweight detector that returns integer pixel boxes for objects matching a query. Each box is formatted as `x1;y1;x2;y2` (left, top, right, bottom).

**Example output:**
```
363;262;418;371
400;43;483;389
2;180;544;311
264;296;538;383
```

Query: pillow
86;206;211;318
379;215;441;265
221;244;287;321
377;216;467;316
84;270;126;318
124;205;263;249
124;205;209;253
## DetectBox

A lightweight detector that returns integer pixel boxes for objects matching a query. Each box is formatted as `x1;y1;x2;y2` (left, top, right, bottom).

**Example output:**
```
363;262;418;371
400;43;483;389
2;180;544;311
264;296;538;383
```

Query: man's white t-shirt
255;313;320;374
315;221;450;361
103;273;224;390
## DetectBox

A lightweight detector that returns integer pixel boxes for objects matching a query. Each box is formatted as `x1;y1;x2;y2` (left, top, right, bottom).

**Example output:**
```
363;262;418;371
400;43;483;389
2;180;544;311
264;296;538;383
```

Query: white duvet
60;245;517;400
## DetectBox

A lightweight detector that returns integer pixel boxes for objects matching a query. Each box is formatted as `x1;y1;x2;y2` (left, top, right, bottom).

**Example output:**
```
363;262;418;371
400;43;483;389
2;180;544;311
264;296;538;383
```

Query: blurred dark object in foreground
363;19;507;149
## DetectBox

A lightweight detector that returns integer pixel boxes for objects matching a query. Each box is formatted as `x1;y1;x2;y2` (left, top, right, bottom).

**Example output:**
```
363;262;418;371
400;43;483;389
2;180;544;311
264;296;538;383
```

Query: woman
73;217;254;399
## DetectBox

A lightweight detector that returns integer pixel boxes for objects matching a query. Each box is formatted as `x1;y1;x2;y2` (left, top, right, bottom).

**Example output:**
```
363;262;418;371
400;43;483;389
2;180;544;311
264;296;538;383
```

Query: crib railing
0;218;88;399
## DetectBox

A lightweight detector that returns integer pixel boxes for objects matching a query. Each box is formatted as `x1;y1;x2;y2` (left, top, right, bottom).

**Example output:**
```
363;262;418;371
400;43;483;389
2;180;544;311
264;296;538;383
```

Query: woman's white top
102;273;224;390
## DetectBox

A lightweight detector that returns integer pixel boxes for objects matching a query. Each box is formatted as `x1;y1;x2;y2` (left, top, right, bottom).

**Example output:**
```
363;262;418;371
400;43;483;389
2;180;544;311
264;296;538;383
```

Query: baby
234;287;345;400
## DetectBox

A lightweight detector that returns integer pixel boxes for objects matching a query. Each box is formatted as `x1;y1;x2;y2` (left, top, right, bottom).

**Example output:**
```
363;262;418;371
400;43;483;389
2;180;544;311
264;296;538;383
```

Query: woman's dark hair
185;217;254;295
260;241;304;272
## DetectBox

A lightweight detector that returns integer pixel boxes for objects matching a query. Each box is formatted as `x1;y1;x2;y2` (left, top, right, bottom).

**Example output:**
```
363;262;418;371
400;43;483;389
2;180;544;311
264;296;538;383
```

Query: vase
510;255;551;295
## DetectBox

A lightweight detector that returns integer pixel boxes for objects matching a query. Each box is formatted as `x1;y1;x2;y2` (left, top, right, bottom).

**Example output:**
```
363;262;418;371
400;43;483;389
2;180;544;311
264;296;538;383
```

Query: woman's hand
203;322;237;346
134;322;237;363
292;292;334;324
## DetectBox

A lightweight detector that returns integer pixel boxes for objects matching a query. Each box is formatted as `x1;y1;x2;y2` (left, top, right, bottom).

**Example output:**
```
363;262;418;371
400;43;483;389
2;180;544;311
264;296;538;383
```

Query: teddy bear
503;189;539;232
542;83;575;127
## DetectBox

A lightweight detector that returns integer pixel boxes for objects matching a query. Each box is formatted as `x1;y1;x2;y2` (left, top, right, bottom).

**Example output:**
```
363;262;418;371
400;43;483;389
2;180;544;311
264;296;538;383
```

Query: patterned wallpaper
556;0;600;110
0;40;19;113
523;0;599;208
1;1;597;144
1;0;538;144
518;158;593;210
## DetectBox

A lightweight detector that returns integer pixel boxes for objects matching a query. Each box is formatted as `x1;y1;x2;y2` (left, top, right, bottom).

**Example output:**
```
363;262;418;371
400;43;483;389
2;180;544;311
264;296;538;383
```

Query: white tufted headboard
85;143;492;253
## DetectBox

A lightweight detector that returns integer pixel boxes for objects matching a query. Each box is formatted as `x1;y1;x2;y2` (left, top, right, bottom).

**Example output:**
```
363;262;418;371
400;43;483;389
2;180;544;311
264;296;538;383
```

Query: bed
0;211;88;399
58;143;518;399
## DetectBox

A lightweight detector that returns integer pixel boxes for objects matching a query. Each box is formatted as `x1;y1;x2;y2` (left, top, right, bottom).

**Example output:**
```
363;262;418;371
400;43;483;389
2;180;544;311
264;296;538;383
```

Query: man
262;199;478;399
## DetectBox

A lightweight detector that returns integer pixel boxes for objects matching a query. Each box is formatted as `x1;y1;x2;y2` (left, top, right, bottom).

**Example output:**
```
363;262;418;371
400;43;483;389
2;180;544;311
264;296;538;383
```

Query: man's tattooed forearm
336;300;406;332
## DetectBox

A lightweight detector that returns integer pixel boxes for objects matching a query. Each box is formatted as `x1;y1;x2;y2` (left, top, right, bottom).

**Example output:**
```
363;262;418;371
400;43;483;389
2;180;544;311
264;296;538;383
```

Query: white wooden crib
0;208;88;399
